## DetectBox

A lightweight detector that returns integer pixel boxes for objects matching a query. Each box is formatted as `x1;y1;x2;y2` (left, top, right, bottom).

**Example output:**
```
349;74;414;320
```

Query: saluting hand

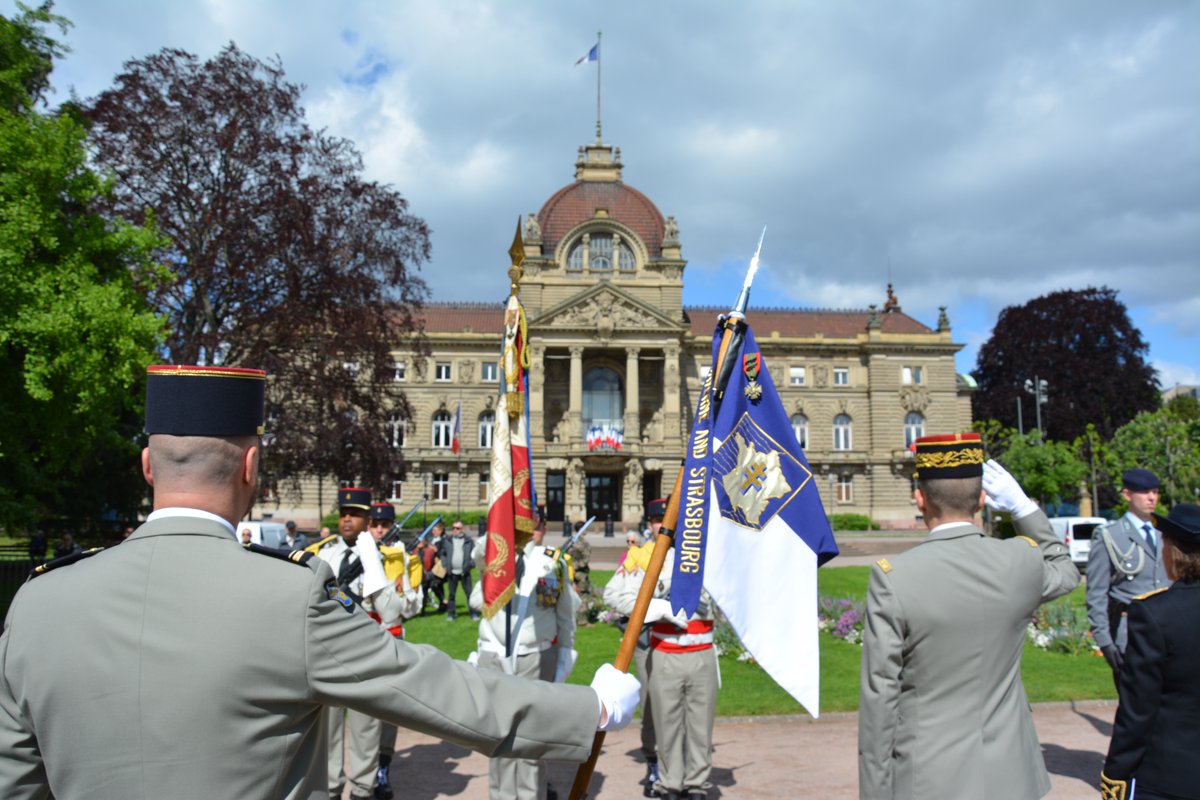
982;459;1039;520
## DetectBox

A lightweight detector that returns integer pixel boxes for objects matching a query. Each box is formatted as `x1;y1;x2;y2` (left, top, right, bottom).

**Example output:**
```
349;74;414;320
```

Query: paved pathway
376;700;1115;798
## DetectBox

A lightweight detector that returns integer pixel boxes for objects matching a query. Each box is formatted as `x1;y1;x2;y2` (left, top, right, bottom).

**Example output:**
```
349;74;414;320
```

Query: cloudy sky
35;0;1200;385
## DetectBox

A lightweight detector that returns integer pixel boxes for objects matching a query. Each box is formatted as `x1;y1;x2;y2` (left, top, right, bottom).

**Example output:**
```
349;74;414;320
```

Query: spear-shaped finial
507;217;525;293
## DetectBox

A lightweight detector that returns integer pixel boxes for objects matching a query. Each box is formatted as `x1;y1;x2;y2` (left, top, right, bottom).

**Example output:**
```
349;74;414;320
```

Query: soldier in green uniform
0;364;641;800
858;433;1080;800
565;520;594;625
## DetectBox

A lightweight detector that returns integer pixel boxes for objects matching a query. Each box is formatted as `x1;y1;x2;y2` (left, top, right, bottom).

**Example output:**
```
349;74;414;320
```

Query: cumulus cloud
45;0;1199;375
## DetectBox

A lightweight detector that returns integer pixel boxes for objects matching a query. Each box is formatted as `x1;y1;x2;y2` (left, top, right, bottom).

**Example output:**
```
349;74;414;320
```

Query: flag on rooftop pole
670;233;838;717
574;42;598;65
481;221;535;620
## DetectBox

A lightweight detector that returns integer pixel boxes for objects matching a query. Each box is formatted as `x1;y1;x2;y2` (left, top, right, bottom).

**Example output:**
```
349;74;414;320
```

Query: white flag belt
478;639;552;657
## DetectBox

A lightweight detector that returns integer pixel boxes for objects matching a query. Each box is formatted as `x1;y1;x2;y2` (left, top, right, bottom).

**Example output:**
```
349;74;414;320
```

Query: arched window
478;411;495;449
903;412;925;448
583;367;622;427
432;411;453;448
566;233;636;272
833;414;852;451
791;414;809;450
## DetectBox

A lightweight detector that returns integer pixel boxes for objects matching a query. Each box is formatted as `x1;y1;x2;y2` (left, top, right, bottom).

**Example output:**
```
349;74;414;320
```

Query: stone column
530;346;545;444
624;346;640;446
664;345;681;441
569;346;584;443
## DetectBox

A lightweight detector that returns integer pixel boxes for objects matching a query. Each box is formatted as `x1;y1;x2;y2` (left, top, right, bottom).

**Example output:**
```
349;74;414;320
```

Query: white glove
353;534;390;597
590;663;640;731
982;459;1039;520
554;646;578;683
645;598;689;628
466;650;479;667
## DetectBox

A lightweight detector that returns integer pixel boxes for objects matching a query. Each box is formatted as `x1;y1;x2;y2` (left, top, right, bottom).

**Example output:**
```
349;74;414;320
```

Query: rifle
336;515;442;595
563;516;597;555
568;229;765;800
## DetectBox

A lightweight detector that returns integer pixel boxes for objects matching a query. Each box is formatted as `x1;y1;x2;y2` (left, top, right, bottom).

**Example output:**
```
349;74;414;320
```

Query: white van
234;521;289;550
1047;516;1105;569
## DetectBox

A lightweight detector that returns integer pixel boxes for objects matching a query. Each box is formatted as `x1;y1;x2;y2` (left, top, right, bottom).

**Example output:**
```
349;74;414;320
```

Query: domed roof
537;179;666;257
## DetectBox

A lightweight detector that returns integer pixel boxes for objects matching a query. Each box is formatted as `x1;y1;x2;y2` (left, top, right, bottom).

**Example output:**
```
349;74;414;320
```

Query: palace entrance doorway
585;473;621;522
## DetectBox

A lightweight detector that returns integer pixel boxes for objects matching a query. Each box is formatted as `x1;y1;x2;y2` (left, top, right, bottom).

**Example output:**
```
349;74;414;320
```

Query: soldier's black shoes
643;758;661;796
374;761;394;799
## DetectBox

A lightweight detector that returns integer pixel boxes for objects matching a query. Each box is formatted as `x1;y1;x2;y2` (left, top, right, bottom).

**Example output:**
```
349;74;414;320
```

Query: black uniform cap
646;497;669;519
1153;503;1200;545
145;365;266;436
339;487;371;511
913;433;985;480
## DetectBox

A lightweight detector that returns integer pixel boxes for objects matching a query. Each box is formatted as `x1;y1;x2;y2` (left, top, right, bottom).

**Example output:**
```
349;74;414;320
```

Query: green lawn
404;566;1115;717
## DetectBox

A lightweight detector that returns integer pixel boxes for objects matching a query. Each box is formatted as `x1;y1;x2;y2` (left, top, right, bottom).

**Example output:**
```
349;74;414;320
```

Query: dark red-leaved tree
85;44;430;499
972;287;1159;442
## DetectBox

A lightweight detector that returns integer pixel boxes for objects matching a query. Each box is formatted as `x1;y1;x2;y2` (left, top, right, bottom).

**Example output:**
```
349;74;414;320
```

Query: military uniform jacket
0;515;600;800
857;510;1080;800
1103;579;1200;800
1086;515;1170;650
471;541;579;658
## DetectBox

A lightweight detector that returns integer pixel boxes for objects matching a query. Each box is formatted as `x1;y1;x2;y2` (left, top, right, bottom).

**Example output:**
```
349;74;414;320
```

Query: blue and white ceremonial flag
672;319;838;716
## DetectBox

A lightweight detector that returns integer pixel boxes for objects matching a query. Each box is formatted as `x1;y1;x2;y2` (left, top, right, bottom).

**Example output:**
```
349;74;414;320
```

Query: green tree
1107;409;1200;507
0;4;163;530
994;430;1087;509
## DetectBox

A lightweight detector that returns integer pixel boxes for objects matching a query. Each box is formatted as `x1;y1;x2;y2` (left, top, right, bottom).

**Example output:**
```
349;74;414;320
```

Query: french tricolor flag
450;401;462;455
574;43;598;65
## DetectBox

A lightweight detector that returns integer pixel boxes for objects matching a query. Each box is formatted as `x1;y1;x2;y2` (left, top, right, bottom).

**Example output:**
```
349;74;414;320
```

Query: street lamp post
1023;377;1049;437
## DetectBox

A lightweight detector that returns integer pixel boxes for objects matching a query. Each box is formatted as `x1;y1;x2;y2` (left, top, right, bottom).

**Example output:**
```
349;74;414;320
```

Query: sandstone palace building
265;140;974;530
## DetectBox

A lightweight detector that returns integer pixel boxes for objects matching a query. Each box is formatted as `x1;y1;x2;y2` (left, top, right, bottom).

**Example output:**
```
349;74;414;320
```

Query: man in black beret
1087;468;1172;685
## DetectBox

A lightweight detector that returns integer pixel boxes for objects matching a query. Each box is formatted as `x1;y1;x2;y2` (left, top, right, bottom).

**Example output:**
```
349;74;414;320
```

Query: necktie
1143;524;1157;558
338;549;355;583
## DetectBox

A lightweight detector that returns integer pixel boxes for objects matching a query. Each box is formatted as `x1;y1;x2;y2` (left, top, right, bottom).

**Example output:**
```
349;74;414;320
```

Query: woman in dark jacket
1101;503;1200;800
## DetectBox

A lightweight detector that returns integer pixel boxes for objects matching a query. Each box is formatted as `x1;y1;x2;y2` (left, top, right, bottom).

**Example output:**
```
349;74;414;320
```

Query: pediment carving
533;284;681;336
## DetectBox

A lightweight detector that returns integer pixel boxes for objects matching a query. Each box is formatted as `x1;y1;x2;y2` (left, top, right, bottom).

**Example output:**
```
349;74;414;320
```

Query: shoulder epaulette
27;547;105;582
1133;586;1168;601
244;542;314;566
1015;535;1039;548
875;558;892;574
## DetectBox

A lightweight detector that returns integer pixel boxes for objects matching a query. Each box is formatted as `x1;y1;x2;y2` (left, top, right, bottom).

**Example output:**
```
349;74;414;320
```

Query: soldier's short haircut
918;476;983;520
1164;534;1200;581
148;433;257;488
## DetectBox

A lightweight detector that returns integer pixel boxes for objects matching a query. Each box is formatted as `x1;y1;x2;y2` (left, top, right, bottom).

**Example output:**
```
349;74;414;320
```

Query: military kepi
914;433;985;480
145;365;266;436
646;497;668;519
339;487;371;511
370;502;395;522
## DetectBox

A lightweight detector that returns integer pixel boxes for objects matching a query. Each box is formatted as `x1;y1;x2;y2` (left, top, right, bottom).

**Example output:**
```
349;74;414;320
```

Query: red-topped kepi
144;364;266;436
338;488;371;511
370;502;396;522
913;432;985;480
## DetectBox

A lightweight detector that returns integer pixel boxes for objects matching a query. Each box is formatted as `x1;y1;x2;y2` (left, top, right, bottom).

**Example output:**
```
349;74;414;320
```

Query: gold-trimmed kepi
914;432;985;480
145;364;266;436
339;487;372;511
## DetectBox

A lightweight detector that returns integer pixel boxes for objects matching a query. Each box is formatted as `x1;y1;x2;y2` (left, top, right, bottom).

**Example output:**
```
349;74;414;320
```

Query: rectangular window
901;365;924;385
435;362;452;382
837;476;853;503
432;415;453;448
789;366;806;386
478;412;494;449
478;474;489;502
433;473;449;501
393;362;406;381
833;367;849;386
481;361;498;383
390;481;404;501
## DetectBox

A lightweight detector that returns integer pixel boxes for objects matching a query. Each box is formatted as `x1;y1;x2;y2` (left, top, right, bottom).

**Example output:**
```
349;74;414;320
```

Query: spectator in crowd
437;520;478;621
283;520;307;550
28;531;48;566
54;533;82;560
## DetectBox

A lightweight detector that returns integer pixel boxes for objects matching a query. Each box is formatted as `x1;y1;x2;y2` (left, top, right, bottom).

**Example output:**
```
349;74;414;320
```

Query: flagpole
595;30;602;144
568;232;765;800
